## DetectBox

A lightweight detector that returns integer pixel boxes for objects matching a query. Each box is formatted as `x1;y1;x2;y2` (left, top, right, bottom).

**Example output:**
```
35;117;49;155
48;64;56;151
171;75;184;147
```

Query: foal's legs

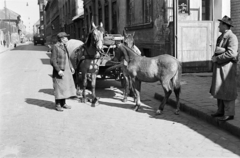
174;84;181;115
156;81;172;115
132;79;142;111
122;74;129;102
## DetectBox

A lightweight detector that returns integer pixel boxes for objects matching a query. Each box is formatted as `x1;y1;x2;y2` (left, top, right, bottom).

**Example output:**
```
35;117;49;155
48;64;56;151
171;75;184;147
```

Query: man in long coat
210;16;239;121
50;32;76;111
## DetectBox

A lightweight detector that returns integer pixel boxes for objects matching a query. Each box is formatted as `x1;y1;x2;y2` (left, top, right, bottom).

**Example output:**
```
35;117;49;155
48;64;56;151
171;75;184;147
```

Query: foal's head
87;22;105;51
123;30;135;49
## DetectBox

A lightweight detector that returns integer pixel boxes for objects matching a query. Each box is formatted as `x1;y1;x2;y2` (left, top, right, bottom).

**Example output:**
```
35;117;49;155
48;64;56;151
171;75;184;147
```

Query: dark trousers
217;99;235;116
55;99;66;106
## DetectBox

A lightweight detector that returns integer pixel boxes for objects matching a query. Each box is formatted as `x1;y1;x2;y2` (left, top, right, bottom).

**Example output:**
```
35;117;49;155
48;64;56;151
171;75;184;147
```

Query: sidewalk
153;73;240;139
0;44;13;53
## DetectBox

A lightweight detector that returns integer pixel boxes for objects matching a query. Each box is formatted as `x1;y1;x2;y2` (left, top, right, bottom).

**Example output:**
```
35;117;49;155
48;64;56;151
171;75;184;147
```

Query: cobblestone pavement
0;45;240;158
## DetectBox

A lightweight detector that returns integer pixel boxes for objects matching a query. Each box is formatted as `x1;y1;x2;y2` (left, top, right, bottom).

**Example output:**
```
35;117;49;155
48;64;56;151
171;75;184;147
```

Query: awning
72;12;84;21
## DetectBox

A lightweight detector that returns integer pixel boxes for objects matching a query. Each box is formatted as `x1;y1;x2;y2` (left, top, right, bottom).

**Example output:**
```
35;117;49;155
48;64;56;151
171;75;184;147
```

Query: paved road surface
0;44;240;158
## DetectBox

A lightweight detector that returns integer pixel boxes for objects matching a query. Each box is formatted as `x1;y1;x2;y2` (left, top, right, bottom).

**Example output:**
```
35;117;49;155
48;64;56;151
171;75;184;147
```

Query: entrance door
178;21;218;72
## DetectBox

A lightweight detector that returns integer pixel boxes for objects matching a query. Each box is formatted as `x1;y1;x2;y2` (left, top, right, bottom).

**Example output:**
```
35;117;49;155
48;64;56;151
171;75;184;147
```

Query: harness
74;44;102;69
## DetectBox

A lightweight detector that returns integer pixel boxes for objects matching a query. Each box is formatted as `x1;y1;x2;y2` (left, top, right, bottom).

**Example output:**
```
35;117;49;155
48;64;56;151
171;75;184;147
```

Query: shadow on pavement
39;88;54;95
25;98;55;110
11;43;48;51
96;82;240;156
41;58;50;65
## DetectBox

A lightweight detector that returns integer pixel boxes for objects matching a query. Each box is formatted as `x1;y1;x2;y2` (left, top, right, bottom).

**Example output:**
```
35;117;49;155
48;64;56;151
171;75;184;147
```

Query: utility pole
173;0;178;59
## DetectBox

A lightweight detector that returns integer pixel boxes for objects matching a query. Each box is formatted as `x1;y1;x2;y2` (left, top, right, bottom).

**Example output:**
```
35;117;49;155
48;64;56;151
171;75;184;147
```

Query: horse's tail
172;61;182;93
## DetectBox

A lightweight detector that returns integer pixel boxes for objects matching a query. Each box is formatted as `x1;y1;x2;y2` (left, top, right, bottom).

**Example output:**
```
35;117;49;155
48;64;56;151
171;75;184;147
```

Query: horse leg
81;73;87;103
131;79;141;111
122;74;129;102
173;82;181;115
156;81;172;115
91;74;99;107
76;71;82;96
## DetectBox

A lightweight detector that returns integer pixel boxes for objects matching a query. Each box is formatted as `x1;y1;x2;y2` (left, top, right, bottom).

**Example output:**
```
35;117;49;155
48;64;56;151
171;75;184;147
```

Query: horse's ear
92;21;96;29
132;31;135;37
100;22;103;28
123;29;127;37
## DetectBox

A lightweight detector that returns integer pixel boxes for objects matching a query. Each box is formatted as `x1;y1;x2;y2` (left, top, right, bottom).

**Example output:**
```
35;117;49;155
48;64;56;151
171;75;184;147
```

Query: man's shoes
218;116;234;121
62;104;71;109
211;113;224;117
56;104;63;111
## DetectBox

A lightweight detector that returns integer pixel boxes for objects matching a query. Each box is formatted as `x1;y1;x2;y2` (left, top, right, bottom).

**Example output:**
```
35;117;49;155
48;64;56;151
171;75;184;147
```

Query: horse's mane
116;44;140;62
85;32;92;47
121;44;139;56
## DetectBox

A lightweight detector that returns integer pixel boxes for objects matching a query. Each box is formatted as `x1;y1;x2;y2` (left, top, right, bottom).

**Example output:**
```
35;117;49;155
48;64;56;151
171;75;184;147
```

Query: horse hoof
174;110;180;115
81;98;87;103
156;110;162;115
76;91;82;96
132;105;139;111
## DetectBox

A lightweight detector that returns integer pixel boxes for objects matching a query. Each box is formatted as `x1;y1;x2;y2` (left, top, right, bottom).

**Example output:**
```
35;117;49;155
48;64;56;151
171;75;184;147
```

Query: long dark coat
50;42;76;99
210;30;239;100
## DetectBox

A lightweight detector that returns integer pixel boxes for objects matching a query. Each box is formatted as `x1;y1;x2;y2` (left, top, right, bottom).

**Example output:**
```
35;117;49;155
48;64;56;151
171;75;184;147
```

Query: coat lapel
221;30;232;47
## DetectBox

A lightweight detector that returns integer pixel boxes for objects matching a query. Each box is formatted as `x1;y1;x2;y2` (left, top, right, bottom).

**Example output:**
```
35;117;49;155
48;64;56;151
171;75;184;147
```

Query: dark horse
113;43;182;115
70;22;105;106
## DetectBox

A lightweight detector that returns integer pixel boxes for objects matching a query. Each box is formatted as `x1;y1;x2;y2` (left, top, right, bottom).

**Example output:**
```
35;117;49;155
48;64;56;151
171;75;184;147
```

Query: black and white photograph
0;0;240;157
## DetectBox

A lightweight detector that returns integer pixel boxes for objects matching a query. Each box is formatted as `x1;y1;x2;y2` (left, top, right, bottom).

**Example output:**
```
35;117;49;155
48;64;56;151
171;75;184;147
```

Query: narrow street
0;43;240;158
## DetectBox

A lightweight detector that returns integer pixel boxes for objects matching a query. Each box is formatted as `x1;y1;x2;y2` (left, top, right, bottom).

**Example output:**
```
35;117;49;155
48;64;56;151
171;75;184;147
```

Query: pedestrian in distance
3;40;6;47
210;15;239;121
50;32;76;111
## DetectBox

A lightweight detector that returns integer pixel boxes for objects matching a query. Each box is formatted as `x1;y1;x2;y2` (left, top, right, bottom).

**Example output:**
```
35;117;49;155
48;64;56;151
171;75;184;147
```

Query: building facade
38;0;46;37
231;0;240;87
84;0;231;72
44;0;84;44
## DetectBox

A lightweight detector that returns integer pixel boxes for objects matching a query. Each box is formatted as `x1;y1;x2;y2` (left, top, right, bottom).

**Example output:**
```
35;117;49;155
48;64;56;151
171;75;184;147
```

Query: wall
231;0;240;87
214;0;230;20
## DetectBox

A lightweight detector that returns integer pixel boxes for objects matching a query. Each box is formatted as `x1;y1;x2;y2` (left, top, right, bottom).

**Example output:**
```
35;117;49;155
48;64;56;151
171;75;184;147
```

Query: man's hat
57;32;70;39
218;15;233;27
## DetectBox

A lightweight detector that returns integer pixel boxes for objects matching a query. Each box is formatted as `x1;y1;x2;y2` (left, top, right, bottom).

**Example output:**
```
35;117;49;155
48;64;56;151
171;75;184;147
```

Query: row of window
85;0;154;33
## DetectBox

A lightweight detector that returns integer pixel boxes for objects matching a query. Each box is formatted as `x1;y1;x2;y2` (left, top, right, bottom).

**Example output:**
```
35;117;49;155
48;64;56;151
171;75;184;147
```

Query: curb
0;47;12;54
154;93;240;139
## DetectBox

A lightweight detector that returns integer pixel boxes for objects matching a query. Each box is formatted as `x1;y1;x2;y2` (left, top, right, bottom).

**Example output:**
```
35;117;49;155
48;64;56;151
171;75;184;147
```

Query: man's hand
58;70;64;77
212;56;217;63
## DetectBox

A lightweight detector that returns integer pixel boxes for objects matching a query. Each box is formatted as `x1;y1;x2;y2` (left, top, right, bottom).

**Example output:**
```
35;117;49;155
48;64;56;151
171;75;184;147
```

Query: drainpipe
173;0;178;59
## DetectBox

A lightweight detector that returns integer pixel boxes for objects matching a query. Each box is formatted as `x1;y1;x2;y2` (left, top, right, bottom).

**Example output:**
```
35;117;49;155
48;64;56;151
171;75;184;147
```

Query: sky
0;0;39;33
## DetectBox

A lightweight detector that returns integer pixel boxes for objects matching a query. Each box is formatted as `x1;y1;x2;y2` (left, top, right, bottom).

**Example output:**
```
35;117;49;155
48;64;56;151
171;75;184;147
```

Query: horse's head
123;30;135;49
90;22;105;51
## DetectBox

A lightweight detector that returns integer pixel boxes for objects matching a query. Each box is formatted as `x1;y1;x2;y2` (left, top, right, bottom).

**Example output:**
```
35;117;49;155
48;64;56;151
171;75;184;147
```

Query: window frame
125;0;153;31
178;0;190;15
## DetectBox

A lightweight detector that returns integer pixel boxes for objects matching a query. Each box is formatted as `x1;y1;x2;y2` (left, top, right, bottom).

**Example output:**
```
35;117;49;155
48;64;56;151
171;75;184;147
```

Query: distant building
38;0;46;37
0;7;26;45
44;0;84;44
33;20;40;35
